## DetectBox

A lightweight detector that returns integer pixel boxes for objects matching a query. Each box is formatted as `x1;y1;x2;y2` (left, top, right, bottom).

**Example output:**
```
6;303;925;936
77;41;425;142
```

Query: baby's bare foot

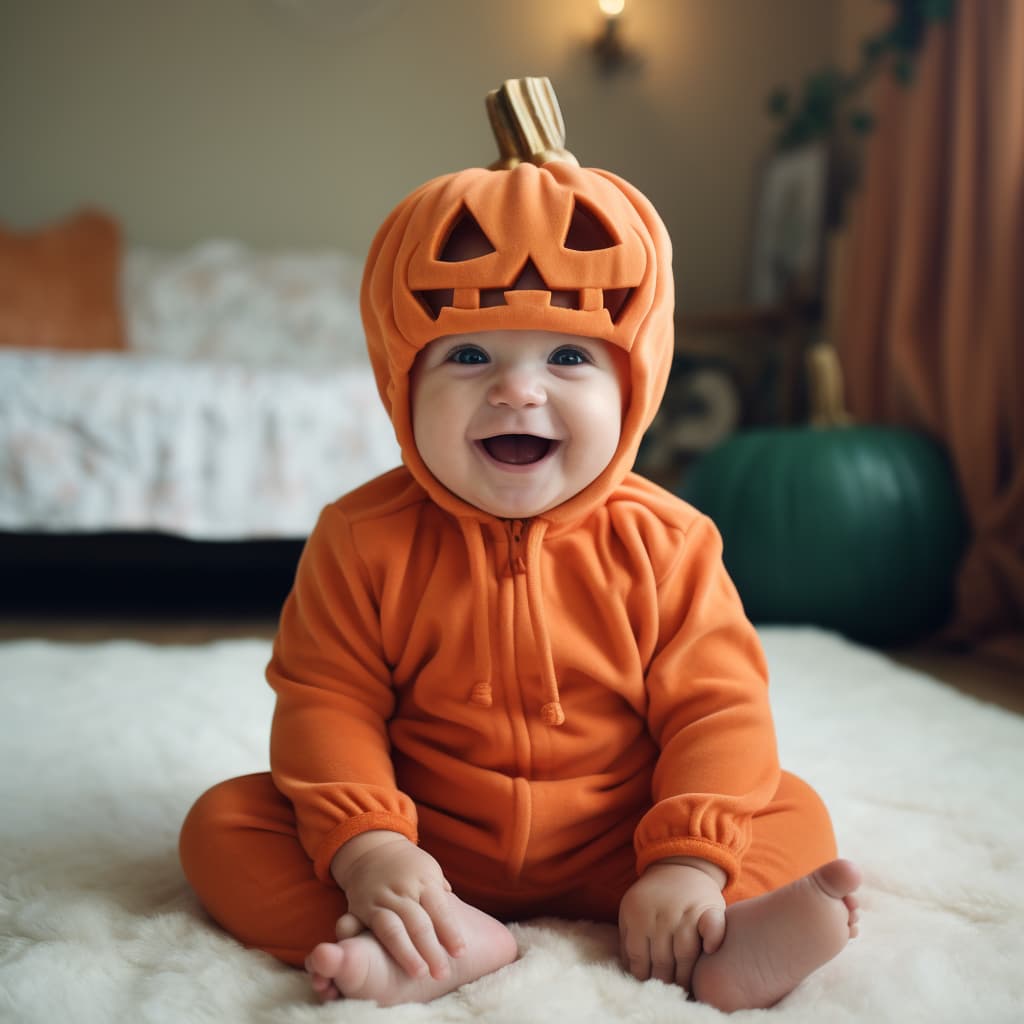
691;858;861;1012
304;897;518;1006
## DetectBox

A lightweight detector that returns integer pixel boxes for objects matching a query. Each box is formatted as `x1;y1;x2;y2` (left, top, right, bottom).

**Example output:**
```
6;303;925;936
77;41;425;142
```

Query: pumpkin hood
360;159;674;529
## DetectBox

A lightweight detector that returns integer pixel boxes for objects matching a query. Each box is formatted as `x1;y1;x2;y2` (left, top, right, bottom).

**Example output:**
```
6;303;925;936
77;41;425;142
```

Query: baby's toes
307;941;346;979
843;898;861;936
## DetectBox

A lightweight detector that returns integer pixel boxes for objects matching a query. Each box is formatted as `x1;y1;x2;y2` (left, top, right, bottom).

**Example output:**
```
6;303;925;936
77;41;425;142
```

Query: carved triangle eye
563;198;618;251
439;206;497;261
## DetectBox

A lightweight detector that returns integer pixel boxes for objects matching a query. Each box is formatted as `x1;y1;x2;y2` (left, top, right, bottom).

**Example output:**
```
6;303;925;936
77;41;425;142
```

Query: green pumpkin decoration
680;345;967;646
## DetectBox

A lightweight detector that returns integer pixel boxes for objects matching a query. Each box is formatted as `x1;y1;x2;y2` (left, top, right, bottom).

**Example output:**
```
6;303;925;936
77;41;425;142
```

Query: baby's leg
180;773;347;965
305;895;518;1006
691;858;861;1011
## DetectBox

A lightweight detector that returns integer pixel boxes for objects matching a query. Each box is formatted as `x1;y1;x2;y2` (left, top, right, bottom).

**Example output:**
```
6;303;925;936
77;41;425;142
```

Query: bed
2;627;1022;1022
0;215;400;544
0;213;405;610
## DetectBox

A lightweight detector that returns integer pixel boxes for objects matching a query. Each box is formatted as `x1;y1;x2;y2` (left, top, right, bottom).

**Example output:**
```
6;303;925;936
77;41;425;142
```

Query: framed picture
748;142;830;306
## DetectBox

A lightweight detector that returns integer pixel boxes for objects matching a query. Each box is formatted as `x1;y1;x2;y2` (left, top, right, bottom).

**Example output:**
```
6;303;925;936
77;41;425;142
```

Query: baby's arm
330;830;466;980
618;856;727;992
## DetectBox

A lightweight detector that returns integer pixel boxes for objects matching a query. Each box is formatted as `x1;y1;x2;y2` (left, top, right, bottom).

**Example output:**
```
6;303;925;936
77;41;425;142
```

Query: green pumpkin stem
807;343;855;428
486;78;580;170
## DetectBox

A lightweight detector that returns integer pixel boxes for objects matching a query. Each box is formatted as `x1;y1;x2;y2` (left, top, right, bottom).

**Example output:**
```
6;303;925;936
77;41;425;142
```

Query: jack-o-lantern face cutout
416;195;633;323
386;161;657;355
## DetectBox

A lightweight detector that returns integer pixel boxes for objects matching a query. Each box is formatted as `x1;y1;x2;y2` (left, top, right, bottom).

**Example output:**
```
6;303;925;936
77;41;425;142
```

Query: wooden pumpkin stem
807;343;855;428
486;78;580;170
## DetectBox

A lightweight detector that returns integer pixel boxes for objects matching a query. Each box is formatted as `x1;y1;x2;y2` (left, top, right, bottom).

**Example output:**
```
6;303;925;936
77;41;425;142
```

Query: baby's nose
488;367;546;408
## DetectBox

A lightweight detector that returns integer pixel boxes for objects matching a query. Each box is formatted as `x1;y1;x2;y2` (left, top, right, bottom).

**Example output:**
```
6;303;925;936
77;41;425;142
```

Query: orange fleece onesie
180;157;836;968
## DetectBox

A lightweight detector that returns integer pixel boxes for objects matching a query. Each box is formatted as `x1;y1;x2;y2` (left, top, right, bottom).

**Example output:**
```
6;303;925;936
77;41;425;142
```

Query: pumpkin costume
179;79;836;967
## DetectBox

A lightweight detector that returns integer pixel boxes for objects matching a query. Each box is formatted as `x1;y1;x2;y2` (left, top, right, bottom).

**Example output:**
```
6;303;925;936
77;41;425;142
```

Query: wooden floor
888;646;1024;716
3;611;1021;717
0;614;280;646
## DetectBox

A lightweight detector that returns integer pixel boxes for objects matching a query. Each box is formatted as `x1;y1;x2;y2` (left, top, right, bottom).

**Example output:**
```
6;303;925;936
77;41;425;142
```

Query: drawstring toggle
470;681;494;707
540;700;565;726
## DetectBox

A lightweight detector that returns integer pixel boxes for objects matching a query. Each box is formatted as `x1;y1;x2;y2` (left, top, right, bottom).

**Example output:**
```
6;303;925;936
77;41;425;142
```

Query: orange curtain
837;0;1024;663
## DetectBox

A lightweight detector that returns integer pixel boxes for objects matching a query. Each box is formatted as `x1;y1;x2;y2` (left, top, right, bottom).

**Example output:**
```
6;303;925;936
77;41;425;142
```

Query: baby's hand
618;858;727;992
330;831;466;981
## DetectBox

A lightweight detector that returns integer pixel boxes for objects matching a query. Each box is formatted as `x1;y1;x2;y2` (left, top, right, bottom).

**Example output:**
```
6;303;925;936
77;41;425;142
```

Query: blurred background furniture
0;211;400;610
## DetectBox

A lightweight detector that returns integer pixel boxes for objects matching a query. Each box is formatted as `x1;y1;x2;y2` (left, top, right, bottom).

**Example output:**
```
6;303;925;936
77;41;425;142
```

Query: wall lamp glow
593;0;638;75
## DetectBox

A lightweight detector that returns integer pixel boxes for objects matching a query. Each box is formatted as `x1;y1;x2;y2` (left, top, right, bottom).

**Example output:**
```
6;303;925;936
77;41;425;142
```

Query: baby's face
410;330;625;519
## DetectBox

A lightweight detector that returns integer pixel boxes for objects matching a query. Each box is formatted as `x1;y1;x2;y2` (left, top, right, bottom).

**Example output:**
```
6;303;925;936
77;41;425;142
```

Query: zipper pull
507;519;528;575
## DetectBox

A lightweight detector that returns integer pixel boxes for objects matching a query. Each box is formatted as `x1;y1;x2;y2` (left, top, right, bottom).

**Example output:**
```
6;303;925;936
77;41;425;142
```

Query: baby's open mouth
480;434;556;465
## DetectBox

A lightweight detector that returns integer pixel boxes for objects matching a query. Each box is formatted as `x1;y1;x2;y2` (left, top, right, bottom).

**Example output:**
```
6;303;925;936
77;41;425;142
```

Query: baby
179;79;860;1012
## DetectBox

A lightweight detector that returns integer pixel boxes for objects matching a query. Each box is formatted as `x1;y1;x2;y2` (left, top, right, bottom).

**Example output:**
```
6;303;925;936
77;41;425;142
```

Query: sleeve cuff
313;812;419;883
635;836;741;887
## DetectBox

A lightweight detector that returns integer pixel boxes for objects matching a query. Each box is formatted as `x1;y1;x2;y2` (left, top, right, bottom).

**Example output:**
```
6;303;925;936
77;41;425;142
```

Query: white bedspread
0;350;400;539
0;242;401;539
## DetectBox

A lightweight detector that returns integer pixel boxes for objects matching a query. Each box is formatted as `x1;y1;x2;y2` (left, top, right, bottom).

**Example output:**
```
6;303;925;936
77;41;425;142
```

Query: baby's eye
448;346;489;365
549;346;590;366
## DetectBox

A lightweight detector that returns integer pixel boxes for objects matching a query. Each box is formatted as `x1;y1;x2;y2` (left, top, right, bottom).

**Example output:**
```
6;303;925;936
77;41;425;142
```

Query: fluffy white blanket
1;629;1022;1023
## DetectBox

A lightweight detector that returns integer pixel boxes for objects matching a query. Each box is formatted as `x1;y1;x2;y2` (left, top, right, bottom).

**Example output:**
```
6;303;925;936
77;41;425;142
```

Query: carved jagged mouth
417;277;633;323
481;434;555;465
416;203;637;323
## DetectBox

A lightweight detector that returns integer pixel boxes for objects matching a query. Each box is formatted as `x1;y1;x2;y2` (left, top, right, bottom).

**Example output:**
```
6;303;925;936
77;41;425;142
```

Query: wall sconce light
593;0;638;75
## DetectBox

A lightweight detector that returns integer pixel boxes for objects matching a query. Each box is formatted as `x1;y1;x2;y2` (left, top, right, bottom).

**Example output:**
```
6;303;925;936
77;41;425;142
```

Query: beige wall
0;0;873;311
836;0;892;68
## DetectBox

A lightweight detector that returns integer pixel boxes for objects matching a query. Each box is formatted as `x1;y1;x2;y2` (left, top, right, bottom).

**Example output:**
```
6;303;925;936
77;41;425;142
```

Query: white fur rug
2;628;1023;1023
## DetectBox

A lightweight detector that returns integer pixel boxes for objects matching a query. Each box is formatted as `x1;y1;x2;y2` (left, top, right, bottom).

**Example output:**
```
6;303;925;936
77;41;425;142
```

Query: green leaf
923;0;955;20
862;34;889;61
767;88;790;117
806;68;843;101
849;110;875;134
893;54;915;85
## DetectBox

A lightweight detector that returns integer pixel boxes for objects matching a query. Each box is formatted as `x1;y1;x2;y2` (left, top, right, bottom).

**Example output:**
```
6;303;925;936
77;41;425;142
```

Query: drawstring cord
460;517;494;708
524;521;564;726
459;515;564;726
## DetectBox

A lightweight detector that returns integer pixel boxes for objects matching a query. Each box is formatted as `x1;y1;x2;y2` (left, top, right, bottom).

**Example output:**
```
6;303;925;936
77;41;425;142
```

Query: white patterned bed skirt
0;241;402;540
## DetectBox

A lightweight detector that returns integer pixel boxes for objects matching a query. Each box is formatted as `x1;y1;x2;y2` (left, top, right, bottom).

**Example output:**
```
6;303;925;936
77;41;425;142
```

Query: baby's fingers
697;907;726;956
648;930;677;984
368;907;433;980
395;901;456;981
421;887;467;960
620;928;652;981
335;912;366;940
672;924;702;992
